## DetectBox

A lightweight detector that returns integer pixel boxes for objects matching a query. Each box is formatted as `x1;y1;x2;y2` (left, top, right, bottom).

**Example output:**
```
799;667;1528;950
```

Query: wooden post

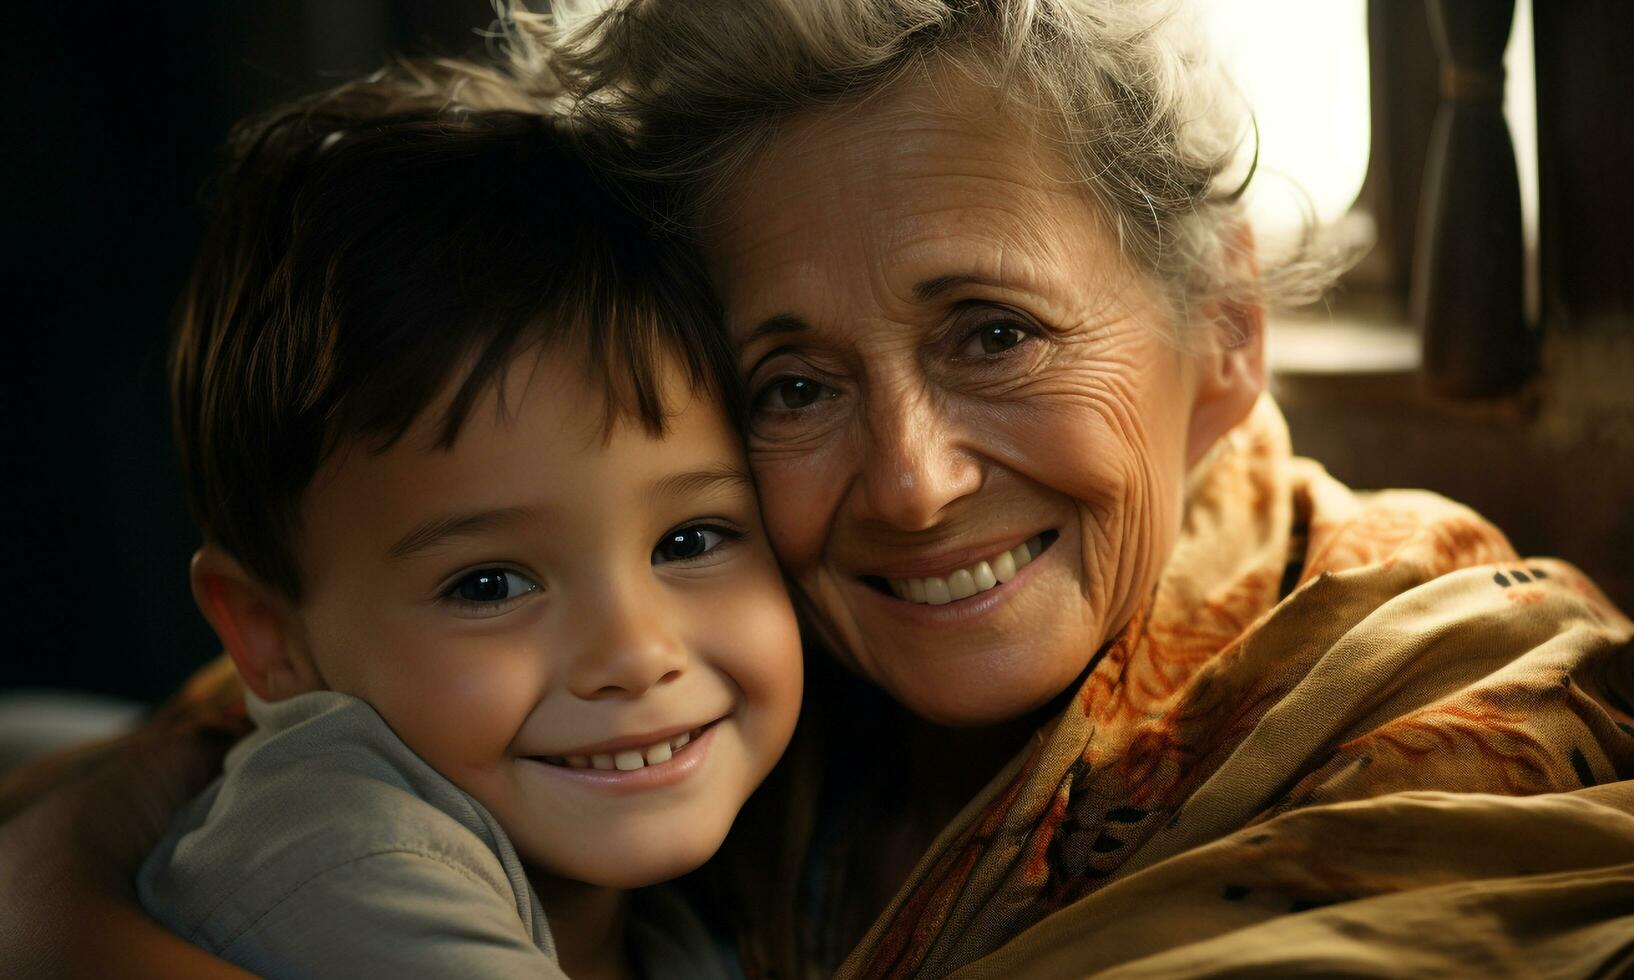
1349;1;1440;301
1411;0;1534;396
1534;0;1634;338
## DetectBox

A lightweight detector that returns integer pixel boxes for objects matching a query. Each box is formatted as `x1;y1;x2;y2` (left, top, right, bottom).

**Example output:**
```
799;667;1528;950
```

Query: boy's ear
189;546;325;703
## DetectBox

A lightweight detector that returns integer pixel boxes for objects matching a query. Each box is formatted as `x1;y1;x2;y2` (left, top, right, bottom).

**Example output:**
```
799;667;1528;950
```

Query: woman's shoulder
1287;455;1521;584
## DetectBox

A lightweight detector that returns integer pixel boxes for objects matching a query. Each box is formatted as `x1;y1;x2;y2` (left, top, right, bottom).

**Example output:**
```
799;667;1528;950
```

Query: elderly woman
521;1;1634;974
5;0;1634;976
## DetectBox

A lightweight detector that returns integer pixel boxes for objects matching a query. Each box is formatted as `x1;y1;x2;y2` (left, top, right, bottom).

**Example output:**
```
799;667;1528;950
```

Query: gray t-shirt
139;689;725;979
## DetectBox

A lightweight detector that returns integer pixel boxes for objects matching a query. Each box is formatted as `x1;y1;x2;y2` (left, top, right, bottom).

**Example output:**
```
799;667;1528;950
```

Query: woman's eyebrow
743;313;807;346
914;273;1006;301
386;506;532;562
653;464;755;500
743;275;1013;342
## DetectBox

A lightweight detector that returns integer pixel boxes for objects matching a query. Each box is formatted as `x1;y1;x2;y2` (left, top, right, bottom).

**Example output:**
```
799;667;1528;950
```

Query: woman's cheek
752;445;848;571
1008;387;1177;611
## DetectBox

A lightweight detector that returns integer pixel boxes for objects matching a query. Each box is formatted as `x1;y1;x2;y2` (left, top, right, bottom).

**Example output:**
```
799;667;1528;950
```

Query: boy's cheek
330;626;549;774
701;573;804;743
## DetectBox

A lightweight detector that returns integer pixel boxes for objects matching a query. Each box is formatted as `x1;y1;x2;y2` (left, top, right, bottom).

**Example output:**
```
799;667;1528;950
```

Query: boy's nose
564;590;687;700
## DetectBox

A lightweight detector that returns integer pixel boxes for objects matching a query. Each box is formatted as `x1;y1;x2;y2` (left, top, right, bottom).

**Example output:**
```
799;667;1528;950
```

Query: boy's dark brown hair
171;61;737;602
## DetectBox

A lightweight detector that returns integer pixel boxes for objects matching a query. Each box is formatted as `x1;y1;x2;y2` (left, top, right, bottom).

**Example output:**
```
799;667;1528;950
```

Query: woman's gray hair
505;0;1346;343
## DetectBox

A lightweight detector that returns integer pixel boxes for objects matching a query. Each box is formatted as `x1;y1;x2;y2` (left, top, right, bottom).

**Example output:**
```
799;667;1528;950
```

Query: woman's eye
754;376;836;412
447;568;539;606
967;321;1027;356
652;525;736;565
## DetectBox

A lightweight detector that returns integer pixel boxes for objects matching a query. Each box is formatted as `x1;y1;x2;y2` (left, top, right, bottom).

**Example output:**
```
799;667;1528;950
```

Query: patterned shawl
833;396;1634;979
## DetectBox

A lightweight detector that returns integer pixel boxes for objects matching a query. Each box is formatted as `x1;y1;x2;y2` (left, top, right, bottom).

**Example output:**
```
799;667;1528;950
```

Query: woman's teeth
887;533;1052;605
542;728;700;771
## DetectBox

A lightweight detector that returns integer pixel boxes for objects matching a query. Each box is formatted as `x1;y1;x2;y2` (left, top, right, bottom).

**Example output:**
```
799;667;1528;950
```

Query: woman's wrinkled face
708;77;1253;726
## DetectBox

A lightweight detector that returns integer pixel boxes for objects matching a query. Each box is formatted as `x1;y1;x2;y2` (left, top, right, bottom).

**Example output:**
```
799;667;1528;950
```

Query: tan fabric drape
838;396;1634;979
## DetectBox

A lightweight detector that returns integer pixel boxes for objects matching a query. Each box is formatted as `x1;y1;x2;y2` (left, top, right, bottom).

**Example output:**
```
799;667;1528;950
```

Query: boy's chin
531;820;732;892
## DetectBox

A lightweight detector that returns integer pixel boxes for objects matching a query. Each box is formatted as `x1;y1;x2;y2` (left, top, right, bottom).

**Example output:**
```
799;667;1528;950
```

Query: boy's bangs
340;243;736;459
173;82;739;602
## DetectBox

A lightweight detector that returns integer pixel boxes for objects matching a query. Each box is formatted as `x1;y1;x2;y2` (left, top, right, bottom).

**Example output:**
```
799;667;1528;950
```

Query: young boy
138;62;803;979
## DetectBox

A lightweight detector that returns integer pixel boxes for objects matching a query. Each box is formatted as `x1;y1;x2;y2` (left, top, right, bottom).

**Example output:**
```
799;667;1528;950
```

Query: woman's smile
864;529;1060;605
850;528;1064;630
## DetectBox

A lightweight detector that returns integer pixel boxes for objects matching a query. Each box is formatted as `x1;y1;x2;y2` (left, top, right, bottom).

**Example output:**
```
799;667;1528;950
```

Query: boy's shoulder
207;689;513;865
138;690;554;969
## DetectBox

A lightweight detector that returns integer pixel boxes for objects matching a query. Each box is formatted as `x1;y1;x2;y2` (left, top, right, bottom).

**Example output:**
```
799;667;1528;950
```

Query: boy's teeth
556;727;705;772
886;535;1047;606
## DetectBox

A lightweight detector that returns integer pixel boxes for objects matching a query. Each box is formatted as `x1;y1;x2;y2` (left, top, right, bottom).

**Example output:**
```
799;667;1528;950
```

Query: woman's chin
825;562;1103;728
876;652;1089;729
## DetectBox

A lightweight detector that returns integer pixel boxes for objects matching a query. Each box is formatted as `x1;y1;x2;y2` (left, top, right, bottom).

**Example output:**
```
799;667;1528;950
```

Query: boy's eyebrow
387;506;532;562
653;464;755;500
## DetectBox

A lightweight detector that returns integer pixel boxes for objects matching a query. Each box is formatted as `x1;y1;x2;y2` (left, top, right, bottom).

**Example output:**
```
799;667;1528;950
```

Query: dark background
5;2;494;703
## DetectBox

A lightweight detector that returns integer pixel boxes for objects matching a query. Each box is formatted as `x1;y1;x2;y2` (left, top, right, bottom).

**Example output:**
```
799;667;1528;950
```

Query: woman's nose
853;386;982;530
564;586;687;700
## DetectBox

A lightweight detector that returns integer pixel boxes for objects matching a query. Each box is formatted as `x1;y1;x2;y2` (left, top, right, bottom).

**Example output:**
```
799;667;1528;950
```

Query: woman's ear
1185;225;1267;467
1185;296;1266;467
189;546;325;703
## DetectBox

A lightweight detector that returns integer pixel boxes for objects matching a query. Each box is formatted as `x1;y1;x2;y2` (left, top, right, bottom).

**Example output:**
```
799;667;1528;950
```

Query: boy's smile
283;349;803;890
521;718;723;794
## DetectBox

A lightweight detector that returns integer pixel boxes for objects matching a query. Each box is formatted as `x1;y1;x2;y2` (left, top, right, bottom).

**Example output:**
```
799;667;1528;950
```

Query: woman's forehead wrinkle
716;175;838;341
716;75;1135;351
850;127;1085;285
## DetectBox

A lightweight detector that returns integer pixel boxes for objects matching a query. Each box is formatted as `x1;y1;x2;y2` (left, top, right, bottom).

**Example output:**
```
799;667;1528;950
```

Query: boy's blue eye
652;526;733;565
450;568;539;604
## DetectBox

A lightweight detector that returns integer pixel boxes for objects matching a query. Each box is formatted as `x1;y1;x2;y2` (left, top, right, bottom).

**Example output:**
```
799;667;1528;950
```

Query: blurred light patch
1505;0;1539;323
1199;0;1371;245
1204;0;1537;306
